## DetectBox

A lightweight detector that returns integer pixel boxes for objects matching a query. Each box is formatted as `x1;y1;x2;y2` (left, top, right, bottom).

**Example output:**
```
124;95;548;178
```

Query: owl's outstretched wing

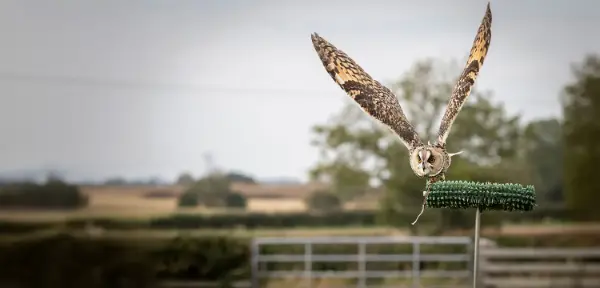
436;2;492;146
311;33;423;151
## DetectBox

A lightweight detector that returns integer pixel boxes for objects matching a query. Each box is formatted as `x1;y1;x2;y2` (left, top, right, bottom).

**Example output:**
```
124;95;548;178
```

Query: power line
0;71;334;95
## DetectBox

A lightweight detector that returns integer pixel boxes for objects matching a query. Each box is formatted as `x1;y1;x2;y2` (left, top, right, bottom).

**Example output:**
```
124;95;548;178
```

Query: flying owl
311;3;492;222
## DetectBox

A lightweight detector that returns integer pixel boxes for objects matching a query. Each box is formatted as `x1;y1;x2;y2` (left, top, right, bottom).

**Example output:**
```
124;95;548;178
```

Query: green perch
426;180;536;211
423;180;536;288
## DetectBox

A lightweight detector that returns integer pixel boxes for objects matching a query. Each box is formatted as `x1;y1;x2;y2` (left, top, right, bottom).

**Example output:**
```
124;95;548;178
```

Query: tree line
0;171;333;212
0;179;87;209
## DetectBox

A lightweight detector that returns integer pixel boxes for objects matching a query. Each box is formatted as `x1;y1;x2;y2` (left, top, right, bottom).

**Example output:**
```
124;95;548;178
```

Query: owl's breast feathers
427;174;446;187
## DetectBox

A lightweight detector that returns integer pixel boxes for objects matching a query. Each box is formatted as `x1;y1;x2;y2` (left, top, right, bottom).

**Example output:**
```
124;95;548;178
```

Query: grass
4;221;600;245
0;226;406;244
263;277;469;288
0;184;379;221
78;226;404;239
247;198;306;212
0;193;310;222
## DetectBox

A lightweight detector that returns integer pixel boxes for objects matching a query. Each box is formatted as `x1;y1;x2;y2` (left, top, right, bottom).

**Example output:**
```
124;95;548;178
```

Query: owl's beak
417;162;429;175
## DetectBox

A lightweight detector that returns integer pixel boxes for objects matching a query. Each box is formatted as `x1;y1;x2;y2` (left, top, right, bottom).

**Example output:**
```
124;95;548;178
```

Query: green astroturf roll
425;180;536;212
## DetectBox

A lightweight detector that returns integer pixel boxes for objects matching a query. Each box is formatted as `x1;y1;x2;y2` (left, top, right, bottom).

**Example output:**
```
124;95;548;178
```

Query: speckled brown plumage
436;2;492;147
311;33;423;151
311;3;493;225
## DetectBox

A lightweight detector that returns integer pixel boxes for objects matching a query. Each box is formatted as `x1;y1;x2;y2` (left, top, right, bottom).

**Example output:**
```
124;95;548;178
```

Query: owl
311;3;492;222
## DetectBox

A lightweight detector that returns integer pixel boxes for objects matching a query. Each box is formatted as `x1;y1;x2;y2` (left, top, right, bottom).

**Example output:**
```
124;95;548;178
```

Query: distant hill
0;168;304;188
258;177;302;185
0;168;67;183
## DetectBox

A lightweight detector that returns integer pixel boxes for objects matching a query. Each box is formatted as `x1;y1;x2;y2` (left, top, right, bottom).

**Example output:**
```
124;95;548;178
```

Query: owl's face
409;145;449;177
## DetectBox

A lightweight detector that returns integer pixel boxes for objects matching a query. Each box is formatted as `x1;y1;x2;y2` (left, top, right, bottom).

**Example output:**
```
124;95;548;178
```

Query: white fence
251;236;473;288
480;247;600;288
158;236;600;288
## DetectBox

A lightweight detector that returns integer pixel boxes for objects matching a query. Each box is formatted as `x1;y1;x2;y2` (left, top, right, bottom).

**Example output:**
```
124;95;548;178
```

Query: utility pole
203;152;215;174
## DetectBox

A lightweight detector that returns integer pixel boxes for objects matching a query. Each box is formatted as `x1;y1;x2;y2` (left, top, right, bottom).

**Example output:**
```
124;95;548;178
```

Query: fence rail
480;247;600;288
158;243;600;288
251;236;472;288
158;281;250;288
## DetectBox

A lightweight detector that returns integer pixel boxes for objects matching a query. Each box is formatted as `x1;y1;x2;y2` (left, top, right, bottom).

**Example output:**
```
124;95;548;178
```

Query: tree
178;190;199;207
177;173;246;209
104;177;127;185
305;190;342;212
0;180;88;209
45;171;66;183
176;172;195;186
562;54;600;220
224;192;247;209
224;172;256;184
310;161;370;201
521;119;564;205
310;58;530;234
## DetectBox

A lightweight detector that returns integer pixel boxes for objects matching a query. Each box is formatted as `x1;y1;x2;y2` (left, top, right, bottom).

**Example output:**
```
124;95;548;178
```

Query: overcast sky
0;0;597;182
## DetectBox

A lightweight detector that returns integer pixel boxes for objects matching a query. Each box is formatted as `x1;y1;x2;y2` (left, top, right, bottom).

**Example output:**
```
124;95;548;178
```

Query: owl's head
409;144;457;177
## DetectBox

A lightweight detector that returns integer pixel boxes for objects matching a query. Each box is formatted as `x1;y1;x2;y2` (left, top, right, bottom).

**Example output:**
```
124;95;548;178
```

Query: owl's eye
428;156;435;163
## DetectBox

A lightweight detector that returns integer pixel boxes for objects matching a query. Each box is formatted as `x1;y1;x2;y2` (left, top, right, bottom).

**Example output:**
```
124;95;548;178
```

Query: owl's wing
436;3;492;146
311;33;423;151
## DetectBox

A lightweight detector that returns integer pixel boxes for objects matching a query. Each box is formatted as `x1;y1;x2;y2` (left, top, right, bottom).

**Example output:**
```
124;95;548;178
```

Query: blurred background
0;0;599;287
